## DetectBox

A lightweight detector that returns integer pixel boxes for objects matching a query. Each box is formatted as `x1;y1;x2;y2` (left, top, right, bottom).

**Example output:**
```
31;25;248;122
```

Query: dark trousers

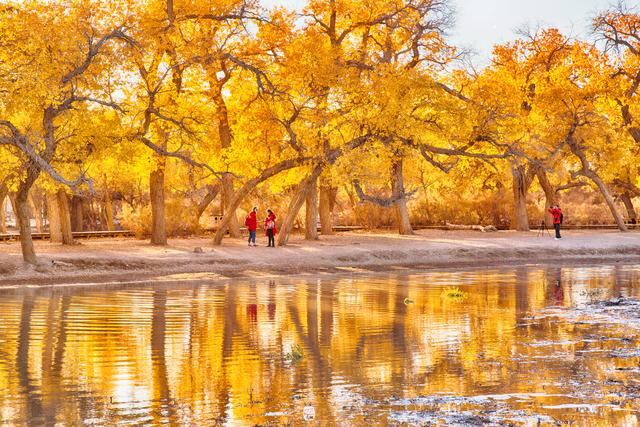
267;229;275;247
248;230;256;244
554;223;561;238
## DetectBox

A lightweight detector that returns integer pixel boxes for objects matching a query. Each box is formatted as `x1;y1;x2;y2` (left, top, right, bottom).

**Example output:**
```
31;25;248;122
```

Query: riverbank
0;229;639;286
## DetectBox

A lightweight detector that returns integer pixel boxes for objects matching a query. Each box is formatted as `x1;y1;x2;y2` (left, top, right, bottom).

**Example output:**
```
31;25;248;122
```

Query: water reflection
0;265;639;425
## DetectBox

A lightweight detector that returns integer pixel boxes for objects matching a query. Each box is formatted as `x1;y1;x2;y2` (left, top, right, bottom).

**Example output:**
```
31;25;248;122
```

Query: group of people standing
245;205;564;247
245;207;277;247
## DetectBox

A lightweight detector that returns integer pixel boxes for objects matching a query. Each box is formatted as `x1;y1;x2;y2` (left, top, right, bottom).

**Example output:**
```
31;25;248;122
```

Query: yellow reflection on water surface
0;265;639;425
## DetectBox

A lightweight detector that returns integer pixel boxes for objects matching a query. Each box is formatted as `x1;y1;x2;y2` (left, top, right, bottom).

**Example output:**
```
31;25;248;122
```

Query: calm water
1;265;640;426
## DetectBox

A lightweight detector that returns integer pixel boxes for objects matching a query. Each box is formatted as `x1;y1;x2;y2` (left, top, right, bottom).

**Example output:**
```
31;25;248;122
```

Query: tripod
536;220;551;237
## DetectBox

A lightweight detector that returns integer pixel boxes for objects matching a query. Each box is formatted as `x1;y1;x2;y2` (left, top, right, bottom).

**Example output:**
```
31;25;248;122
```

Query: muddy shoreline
1;230;639;287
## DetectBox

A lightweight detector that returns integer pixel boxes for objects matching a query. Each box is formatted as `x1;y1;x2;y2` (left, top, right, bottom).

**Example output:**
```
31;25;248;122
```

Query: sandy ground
0;229;639;286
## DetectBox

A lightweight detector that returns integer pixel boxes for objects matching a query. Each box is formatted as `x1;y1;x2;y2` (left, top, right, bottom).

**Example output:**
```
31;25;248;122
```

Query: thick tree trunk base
150;169;167;246
16;192;37;264
319;178;335;235
511;164;531;232
222;175;241;239
47;191;63;243
395;200;414;235
305;176;319;240
621;192;637;224
57;190;75;245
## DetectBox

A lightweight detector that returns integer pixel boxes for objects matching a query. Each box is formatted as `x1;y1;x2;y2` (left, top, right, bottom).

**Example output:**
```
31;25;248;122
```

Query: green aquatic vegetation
284;344;304;363
441;287;468;302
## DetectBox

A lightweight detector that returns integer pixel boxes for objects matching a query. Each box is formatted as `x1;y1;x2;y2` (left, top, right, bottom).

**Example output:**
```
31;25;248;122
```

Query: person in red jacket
245;207;258;246
549;204;563;240
265;209;277;247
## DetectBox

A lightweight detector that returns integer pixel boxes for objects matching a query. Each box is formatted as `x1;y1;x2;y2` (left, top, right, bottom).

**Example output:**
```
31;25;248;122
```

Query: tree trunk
568;137;628;231
46;191;63;243
511;164;530;231
590;172;627;231
0;198;5;234
87;198;98;231
28;192;43;233
0;184;7;234
534;166;558;227
210;78;241;239
392;159;414;235
150;166;167;245
221;174;241;238
278;165;325;246
70;196;84;232
195;184;220;230
9;193;19;228
305;175;319;240
16;187;37;264
104;190;115;231
57;190;74;245
319;177;334;235
620;191;636;224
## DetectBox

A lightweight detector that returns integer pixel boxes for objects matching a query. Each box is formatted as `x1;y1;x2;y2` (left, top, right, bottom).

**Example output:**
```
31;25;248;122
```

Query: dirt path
1;229;639;286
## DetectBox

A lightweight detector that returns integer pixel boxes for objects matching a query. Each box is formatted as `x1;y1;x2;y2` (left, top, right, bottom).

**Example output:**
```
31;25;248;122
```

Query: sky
261;0;610;65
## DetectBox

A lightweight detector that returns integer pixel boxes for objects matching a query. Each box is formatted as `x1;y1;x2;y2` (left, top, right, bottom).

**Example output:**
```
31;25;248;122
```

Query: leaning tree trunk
57;190;74;245
12;159;42;263
150;164;167;245
534;166;558;227
319;177;335;235
16;187;37;264
588;171;627;231
305;175;319;240
511;164;531;231
392;159;414;235
620;192;637;224
568;138;628;231
277;165;325;246
46;191;63;243
195;184;220;230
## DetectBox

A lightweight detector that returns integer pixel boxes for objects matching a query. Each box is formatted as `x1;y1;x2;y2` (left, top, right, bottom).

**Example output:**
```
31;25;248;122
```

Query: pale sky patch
261;0;611;65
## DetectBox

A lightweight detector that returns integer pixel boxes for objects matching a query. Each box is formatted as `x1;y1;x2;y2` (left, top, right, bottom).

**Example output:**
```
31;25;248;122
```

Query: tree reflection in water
0;265;639;425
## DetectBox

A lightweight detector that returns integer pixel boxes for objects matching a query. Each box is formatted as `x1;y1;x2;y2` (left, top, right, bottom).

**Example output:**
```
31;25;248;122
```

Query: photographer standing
549;205;563;240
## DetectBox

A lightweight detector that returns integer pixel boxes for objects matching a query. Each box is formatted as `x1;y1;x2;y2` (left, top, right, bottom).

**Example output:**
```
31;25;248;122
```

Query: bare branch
352;180;417;207
61;28;134;84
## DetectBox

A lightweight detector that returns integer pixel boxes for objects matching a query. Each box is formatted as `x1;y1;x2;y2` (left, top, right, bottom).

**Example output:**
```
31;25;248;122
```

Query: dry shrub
118;204;150;238
410;191;511;228
353;203;397;229
118;197;200;239
558;191;621;224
